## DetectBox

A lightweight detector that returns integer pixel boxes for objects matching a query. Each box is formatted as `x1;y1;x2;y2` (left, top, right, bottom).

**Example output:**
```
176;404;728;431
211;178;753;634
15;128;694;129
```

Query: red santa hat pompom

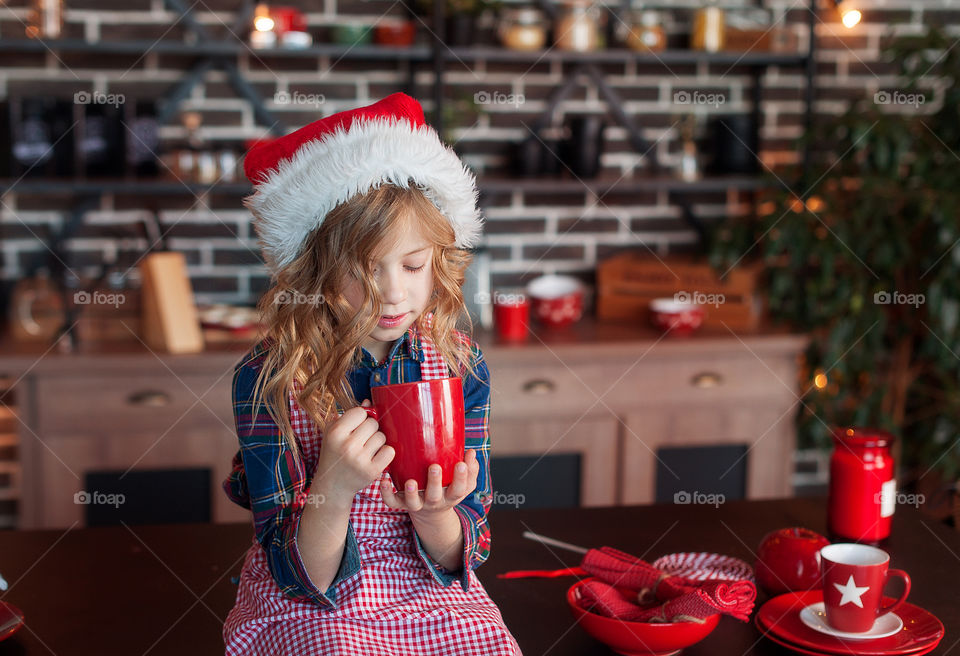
242;92;483;274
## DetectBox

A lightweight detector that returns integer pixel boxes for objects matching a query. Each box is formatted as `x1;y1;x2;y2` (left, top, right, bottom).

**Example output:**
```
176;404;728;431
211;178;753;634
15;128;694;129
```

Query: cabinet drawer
486;357;615;419
36;375;233;436
604;353;797;407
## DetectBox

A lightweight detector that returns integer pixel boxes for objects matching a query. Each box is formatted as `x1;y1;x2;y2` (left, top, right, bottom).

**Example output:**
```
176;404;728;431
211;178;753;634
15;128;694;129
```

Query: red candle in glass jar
828;427;896;543
492;288;530;341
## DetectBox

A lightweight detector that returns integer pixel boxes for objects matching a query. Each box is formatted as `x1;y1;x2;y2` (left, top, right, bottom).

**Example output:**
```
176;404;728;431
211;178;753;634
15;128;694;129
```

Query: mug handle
878;569;911;617
363;406;379;420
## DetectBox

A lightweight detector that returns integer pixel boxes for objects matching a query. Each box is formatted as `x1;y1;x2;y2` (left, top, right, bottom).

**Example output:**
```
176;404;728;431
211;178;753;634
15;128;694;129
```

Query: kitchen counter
0;498;954;655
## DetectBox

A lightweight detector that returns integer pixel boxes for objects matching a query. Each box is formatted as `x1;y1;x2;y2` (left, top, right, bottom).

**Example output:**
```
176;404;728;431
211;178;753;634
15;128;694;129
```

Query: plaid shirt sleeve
413;338;493;591
224;348;362;608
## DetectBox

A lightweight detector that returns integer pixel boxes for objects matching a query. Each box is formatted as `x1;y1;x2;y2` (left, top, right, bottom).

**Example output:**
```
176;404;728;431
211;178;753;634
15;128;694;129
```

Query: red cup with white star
820;543;911;633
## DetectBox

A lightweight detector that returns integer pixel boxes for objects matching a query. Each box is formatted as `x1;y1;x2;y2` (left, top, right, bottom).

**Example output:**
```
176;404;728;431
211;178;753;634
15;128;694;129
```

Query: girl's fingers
424;466;444;505
379;479;400;508
403;479;423;511
445;460;468;503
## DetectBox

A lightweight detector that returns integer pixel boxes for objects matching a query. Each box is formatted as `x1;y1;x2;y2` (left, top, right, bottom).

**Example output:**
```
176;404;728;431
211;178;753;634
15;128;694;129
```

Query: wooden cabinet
483;330;807;508
12;352;250;529
3;323;807;527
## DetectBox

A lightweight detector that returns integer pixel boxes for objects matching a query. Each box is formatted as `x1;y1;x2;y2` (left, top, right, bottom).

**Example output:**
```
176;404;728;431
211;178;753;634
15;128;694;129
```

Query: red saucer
0;601;24;641
757;617;941;656
756;590;944;656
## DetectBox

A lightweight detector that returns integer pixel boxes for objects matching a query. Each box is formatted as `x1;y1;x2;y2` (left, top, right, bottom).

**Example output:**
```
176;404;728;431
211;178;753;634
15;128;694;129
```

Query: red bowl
526;275;585;329
566;578;721;656
649;298;706;336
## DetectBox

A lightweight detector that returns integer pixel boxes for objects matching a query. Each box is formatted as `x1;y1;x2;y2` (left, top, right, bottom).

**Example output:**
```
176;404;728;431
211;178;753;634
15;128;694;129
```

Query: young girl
222;93;522;655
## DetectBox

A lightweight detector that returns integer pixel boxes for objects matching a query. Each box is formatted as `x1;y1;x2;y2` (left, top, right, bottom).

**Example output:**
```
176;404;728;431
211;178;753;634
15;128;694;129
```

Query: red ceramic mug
363;377;465;490
492;288;530;341
820;543;911;633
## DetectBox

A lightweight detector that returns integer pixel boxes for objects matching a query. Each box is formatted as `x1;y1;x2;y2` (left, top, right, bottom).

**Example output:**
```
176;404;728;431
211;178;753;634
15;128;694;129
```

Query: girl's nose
379;268;407;305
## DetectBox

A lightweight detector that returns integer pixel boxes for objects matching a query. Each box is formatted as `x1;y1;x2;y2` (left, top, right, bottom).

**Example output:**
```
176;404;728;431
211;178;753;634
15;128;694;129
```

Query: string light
254;3;274;32
835;0;861;28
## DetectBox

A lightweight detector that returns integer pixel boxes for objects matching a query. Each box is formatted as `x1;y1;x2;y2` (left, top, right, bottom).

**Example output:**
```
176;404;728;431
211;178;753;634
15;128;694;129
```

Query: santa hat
242;92;483;275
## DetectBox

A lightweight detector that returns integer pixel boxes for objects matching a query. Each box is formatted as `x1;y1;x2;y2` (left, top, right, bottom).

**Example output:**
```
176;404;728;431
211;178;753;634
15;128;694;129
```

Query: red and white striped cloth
223;321;521;655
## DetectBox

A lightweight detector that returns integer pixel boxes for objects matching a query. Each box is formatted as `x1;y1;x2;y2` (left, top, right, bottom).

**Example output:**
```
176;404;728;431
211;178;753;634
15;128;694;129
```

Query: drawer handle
127;390;172;407
691;372;724;388
522;379;556;395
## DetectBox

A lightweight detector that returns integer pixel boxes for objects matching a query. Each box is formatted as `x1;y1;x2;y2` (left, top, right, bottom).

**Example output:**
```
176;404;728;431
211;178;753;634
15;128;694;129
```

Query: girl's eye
405;264;426;273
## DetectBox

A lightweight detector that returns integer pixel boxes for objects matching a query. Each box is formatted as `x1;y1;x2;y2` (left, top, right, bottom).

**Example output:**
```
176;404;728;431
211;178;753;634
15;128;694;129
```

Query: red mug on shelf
363;377;465;490
820;543;911;633
492;288;530;341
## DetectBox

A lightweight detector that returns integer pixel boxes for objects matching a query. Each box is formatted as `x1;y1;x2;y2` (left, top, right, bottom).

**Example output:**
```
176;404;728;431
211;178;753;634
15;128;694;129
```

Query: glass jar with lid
555;0;602;52
626;10;666;52
691;1;725;52
498;7;549;51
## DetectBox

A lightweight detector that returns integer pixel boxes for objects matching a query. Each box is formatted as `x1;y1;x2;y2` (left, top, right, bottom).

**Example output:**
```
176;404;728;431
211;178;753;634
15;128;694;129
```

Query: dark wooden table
0;498;956;655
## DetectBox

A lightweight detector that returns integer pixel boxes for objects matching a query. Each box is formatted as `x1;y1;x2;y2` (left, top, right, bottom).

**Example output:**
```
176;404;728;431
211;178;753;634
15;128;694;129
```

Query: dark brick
189;275;239;293
607;84;659;102
204;81;279;101
246;53;328;72
522;243;585;260
99;23;189;41
629;217;687;232
557;217;621;233
762;86;804;101
0;222;54;241
667;190;726;205
160;222;241;239
56;52;150;71
250;275;272;296
523;189;585;206
818;35;870;51
213;248;264;265
483;217;547;234
848;60;899;76
368;81;434;101
596;189;658;205
486;245;512;261
481;60;552;76
520;82;589;103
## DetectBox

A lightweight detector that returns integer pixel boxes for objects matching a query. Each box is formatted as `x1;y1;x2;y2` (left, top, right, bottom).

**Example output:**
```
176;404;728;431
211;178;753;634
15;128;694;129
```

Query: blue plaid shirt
224;327;493;609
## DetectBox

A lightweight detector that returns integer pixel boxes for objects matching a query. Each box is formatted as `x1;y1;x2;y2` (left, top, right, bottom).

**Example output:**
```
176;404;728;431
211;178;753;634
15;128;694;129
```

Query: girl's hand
312;399;395;507
379;449;480;518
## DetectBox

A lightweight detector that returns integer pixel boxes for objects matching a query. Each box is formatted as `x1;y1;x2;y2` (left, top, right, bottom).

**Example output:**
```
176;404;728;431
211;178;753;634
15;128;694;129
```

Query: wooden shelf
443;46;809;67
477;174;771;194
1;175;772;196
0;38;432;61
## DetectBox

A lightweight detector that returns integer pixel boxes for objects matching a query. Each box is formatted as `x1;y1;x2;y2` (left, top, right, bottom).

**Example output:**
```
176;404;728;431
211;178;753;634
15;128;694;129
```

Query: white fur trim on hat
243;117;483;274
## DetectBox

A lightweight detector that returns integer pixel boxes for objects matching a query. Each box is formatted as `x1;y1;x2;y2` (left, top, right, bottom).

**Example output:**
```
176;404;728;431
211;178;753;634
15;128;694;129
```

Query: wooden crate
596;252;765;330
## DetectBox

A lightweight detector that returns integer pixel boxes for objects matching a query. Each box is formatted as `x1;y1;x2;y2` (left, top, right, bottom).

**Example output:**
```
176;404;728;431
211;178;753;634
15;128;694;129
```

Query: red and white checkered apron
224;326;521;655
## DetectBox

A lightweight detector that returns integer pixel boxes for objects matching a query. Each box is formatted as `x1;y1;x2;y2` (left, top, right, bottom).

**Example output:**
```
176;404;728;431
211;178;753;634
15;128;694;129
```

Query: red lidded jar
828;427;896;542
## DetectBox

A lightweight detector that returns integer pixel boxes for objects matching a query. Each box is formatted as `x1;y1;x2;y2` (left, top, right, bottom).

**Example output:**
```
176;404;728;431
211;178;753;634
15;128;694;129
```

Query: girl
222;93;522;655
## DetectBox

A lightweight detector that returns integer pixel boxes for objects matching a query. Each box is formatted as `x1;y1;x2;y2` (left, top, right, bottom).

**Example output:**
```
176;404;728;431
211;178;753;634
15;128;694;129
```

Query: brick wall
0;0;952;309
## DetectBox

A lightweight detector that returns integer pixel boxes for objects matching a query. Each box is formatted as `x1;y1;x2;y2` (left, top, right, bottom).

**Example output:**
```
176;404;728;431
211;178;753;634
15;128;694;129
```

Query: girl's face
341;222;434;359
